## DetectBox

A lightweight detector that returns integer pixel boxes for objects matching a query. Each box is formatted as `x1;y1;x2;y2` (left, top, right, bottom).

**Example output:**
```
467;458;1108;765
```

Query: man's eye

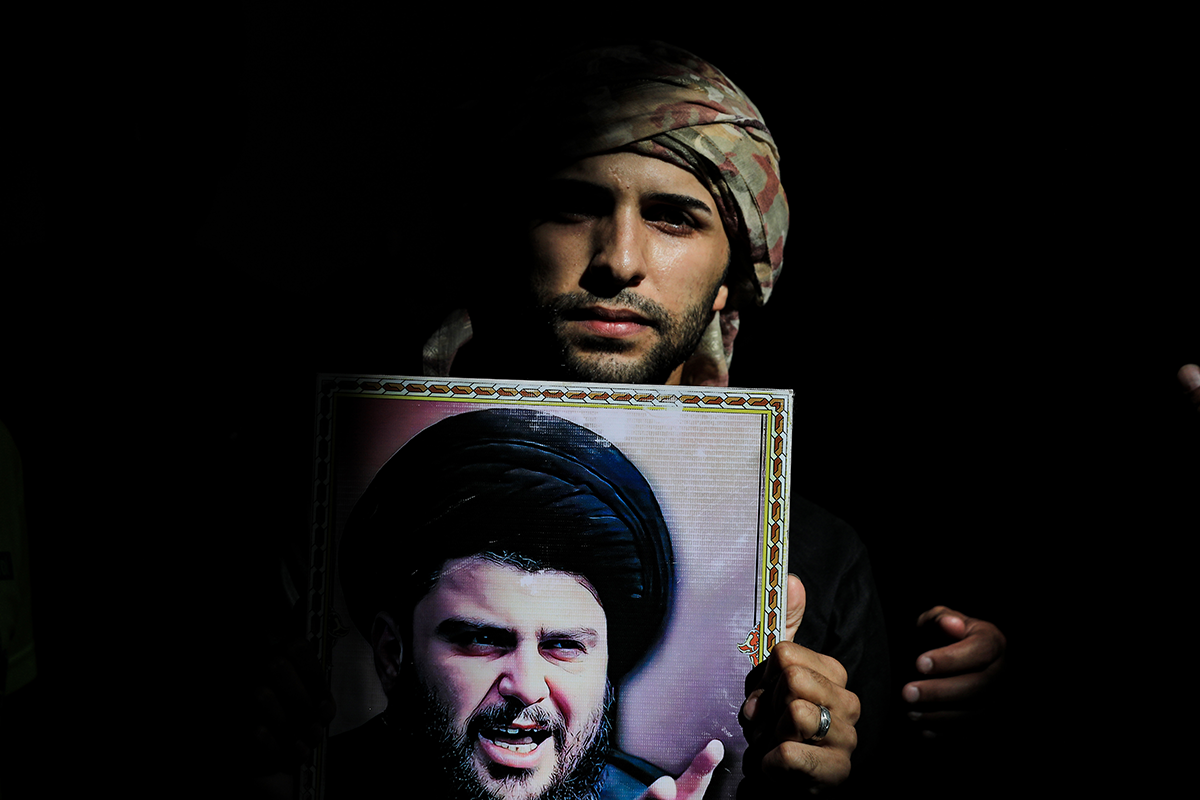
532;182;611;223
542;640;587;660
645;206;696;231
452;630;512;654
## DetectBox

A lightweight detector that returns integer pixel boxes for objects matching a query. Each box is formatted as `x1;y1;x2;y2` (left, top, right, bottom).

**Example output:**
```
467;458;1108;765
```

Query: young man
420;42;874;792
250;41;1006;797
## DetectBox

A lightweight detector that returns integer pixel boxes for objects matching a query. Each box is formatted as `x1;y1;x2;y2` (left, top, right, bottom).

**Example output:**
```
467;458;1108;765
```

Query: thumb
784;574;806;642
638;740;724;800
639;776;677;800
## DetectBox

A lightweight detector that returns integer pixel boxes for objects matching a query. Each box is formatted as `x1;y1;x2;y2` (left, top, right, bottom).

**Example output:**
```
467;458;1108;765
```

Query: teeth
488;738;537;754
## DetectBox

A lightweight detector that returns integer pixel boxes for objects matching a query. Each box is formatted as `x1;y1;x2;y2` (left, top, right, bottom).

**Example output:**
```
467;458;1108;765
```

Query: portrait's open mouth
480;724;552;754
476;721;557;769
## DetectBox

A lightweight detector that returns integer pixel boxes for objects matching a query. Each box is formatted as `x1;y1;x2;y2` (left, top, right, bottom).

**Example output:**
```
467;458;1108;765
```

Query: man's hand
639;740;724;799
901;606;1005;734
738;574;860;793
1178;364;1200;412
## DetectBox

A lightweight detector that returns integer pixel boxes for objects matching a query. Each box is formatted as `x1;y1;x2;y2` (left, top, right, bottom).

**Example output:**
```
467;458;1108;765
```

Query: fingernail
917;656;933;674
742;694;758;721
902;684;920;703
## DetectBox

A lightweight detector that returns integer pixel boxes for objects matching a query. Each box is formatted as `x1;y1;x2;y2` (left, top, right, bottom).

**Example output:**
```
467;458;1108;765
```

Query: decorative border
302;375;792;799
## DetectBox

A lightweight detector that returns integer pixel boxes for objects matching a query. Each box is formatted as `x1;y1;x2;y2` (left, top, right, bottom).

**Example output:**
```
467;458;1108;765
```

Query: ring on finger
809;705;832;743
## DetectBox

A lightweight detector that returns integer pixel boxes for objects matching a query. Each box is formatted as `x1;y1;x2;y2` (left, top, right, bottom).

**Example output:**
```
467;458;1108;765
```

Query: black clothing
787;496;889;774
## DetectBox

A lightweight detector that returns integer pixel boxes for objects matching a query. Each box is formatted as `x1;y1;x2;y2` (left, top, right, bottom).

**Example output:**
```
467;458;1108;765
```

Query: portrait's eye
541;639;588;661
450;627;514;656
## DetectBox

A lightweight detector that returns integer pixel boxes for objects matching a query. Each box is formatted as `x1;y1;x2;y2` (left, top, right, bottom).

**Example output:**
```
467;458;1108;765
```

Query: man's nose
496;647;549;707
585;211;647;292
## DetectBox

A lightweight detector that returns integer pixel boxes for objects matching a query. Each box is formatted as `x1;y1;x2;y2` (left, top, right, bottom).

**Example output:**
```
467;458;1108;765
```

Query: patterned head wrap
425;42;787;386
339;408;674;679
530;42;788;313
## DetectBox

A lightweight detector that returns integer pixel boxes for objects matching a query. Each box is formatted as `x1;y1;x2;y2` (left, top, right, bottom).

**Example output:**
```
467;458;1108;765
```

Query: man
422;41;876;792
419;41;1007;791
328;407;726;799
250;40;1006;796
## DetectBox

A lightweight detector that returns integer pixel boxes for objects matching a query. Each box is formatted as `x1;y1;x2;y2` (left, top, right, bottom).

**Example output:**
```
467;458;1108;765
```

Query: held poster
303;375;792;799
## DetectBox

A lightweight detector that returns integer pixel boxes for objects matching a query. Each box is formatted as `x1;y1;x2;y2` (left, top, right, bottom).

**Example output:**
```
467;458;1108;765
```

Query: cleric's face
410;556;611;799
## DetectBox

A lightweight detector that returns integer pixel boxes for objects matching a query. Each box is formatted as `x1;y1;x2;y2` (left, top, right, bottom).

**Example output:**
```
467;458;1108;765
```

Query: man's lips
564;306;656;338
477;723;553;768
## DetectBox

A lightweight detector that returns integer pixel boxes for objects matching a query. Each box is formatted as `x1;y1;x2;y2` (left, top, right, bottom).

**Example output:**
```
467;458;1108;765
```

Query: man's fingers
742;641;851;726
916;605;961;629
739;688;763;730
640;776;677;800
673;740;724;799
637;740;723;800
916;619;1006;677
760;642;848;691
774;697;857;752
758;739;853;788
784;574;806;643
742;641;851;732
1179;363;1200;410
903;669;994;706
935;613;967;640
744;655;859;748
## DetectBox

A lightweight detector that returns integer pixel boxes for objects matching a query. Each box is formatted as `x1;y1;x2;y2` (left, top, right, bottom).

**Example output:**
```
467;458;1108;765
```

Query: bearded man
328;408;722;800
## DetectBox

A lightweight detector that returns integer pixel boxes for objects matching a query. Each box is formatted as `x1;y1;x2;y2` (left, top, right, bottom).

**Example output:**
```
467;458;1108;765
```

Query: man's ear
370;611;404;695
712;283;729;313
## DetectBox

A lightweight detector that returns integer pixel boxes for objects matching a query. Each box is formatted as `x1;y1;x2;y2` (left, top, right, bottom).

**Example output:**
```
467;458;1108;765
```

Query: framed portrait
301;375;792;799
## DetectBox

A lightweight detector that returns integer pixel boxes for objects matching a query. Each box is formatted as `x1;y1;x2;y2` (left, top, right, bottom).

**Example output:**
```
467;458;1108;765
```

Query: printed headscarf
532;42;788;313
424;42;788;386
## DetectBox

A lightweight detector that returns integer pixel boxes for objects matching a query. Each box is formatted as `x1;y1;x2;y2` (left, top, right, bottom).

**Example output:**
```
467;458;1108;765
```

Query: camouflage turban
530;41;788;314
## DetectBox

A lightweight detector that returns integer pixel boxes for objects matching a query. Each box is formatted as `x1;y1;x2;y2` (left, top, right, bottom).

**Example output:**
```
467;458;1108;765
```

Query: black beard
538;286;722;385
396;671;614;800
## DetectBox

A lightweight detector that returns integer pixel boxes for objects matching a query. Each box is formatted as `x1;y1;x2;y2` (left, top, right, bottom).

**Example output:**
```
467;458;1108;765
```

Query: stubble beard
538;285;723;386
408;674;614;800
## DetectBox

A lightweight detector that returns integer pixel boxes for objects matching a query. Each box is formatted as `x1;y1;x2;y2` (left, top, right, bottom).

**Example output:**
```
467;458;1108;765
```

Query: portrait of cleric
326;407;728;800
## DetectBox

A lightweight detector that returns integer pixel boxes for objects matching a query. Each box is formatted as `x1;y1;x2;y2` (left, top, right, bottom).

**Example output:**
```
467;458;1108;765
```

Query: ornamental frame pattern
302;375;792;800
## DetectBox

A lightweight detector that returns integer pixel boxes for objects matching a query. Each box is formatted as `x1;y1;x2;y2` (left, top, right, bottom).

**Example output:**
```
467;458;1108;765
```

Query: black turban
338;408;674;679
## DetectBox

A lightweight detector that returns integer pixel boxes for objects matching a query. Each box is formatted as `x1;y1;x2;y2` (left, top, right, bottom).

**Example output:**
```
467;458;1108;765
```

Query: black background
4;8;1195;798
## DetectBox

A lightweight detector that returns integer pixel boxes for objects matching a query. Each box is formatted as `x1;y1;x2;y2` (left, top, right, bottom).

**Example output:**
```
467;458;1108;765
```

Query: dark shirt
787;496;889;772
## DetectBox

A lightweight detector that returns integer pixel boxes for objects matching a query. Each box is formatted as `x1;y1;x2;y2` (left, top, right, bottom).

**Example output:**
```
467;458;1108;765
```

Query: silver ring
811;705;832;742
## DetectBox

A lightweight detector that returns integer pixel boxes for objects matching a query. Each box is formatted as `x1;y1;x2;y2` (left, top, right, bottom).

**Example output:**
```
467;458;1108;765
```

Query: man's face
528;151;731;385
410;556;611;800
